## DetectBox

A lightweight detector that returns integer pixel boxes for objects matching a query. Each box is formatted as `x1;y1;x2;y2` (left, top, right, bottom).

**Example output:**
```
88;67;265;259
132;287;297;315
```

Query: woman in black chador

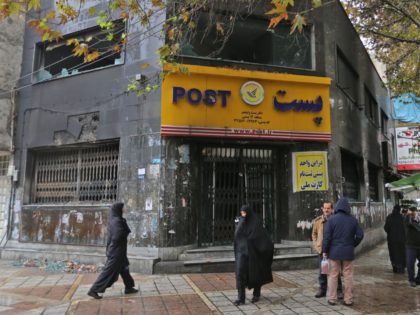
234;205;274;305
384;205;406;273
88;202;138;299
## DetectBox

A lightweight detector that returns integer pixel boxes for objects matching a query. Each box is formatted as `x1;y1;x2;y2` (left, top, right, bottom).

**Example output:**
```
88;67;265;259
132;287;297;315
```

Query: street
0;242;420;314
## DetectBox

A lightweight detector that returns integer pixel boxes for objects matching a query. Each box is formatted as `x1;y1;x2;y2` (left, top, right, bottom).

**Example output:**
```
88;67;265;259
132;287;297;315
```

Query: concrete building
0;16;25;245
2;0;393;272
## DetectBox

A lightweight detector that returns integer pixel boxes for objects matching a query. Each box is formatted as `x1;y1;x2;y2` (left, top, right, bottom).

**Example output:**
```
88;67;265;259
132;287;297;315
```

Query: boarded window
341;150;363;201
34;20;125;82
181;13;313;70
0;155;10;176
32;143;119;203
337;49;358;102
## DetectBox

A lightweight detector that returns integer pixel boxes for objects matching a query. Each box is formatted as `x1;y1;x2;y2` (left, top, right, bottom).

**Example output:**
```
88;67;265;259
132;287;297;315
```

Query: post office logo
240;81;264;106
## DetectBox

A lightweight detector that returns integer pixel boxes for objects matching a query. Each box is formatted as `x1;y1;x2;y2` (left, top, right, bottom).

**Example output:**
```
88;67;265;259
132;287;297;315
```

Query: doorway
199;146;275;246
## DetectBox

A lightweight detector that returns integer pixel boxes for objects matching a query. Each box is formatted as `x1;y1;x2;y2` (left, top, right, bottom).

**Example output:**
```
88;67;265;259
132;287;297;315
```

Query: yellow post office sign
161;64;331;141
292;151;329;192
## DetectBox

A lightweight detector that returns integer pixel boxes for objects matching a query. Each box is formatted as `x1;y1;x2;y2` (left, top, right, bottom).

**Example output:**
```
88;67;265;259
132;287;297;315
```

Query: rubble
11;258;103;273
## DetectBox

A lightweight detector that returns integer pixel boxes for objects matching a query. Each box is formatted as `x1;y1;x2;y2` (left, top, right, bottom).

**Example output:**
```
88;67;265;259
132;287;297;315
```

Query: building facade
0;16;25;245
5;0;392;266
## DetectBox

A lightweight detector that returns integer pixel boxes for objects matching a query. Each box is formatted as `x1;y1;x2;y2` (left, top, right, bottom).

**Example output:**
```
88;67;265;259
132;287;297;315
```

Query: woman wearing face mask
234;205;274;305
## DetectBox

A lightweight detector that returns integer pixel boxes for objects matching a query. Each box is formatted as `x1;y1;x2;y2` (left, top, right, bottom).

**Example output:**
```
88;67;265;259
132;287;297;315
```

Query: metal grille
200;146;274;246
0;155;10;176
33;143;119;203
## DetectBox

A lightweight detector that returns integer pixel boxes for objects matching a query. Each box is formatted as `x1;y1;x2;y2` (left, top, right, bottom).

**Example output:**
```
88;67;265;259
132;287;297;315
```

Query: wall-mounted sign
396;126;420;170
161;64;332;142
240;81;265;106
292;151;329;192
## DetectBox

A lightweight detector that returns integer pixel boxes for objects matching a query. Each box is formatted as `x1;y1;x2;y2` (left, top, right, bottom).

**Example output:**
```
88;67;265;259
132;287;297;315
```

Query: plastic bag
321;257;329;274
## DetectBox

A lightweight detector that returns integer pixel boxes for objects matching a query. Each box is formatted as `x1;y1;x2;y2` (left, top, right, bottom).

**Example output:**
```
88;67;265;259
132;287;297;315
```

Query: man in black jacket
88;202;138;299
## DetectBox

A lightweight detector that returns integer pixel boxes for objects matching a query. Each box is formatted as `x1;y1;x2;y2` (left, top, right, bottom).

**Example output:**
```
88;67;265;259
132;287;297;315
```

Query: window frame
178;13;315;71
32;20;126;84
336;48;359;104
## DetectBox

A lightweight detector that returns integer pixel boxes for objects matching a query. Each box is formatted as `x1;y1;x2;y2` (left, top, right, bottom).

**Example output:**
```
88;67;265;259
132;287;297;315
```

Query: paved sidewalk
0;242;420;314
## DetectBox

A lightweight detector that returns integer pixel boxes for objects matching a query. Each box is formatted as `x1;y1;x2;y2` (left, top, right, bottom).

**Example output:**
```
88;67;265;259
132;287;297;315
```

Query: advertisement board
396;126;420;170
292;151;329;192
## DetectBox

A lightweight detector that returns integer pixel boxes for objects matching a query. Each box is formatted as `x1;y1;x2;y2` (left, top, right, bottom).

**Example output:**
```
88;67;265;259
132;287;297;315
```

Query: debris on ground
11;258;103;273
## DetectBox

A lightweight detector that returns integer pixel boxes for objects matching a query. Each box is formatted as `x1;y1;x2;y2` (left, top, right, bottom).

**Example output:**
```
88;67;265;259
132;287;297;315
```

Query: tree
344;0;420;96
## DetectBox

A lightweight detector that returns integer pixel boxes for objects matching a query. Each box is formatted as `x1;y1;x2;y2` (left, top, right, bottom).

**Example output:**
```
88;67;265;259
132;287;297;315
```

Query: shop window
368;163;379;201
32;142;119;203
341;149;363;201
33;21;125;83
364;87;378;125
337;48;358;102
0;155;10;176
181;13;313;70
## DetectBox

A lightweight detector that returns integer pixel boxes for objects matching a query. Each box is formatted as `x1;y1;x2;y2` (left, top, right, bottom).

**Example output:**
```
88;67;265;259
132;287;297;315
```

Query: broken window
32;142;119;203
337;48;358;102
341;149;363;201
34;20;125;82
180;13;313;70
0;155;10;176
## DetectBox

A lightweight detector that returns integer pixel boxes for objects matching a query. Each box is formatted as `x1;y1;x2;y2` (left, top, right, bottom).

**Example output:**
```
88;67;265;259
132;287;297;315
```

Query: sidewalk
0;242;419;315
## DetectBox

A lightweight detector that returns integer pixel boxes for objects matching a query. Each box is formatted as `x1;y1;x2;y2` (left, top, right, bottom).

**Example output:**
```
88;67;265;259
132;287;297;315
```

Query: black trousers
90;256;135;293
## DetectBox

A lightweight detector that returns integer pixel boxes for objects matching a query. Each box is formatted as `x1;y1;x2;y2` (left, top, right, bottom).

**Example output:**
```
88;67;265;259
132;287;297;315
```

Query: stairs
154;243;319;274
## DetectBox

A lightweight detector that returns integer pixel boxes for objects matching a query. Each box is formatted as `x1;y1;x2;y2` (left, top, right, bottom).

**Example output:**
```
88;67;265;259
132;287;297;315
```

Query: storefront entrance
199;146;275;246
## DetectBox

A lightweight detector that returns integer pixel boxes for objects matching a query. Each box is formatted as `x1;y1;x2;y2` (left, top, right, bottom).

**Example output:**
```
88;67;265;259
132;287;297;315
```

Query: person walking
312;201;343;298
404;206;420;287
233;205;274;305
322;198;364;306
88;202;138;299
384;205;406;273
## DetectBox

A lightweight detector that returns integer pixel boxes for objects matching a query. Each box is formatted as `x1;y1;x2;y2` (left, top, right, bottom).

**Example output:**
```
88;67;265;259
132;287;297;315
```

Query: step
154;253;318;274
179;244;313;261
1;241;159;274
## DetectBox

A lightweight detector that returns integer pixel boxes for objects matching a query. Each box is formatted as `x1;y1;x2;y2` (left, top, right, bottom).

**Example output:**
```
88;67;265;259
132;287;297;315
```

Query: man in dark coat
88;202;138;299
322;198;364;307
384;205;406;273
234;205;274;306
404;206;420;287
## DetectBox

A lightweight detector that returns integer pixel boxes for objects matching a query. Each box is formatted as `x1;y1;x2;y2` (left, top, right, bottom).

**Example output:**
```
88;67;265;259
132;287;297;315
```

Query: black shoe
251;296;260;303
234;299;245;306
124;287;139;294
88;290;102;299
343;301;354;306
315;290;326;298
337;291;344;300
409;281;416;287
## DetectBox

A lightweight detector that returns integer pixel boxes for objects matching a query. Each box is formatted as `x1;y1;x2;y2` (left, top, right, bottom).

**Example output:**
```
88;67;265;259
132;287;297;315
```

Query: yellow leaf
112;44;121;53
290;14;306;34
45;10;55;20
265;3;287;16
88;6;96;16
85;51;100;62
268;12;288;29
120;11;129;20
28;0;41;11
140;63;150;69
216;22;224;35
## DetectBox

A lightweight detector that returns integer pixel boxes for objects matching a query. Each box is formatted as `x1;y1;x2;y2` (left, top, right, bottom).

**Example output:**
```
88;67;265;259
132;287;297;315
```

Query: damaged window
341;149;363;201
32;142;119;203
180;13;313;70
34;20;125;82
